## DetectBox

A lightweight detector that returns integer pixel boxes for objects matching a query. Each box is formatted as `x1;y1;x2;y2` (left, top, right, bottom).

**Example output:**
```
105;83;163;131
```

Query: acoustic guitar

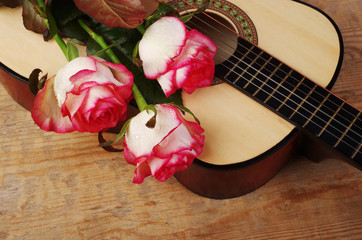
0;0;360;199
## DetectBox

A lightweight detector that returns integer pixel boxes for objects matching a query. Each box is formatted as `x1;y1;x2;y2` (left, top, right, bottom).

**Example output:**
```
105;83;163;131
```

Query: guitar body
173;0;343;198
0;0;343;198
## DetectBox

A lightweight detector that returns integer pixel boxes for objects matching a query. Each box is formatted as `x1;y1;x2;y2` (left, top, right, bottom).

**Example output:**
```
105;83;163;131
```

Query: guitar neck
215;37;361;166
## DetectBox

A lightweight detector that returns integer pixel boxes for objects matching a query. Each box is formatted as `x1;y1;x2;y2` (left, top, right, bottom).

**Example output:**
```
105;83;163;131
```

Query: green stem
132;84;148;112
77;19;120;64
136;25;146;35
77;18;148;111
36;0;45;9
36;0;68;60
53;31;68;59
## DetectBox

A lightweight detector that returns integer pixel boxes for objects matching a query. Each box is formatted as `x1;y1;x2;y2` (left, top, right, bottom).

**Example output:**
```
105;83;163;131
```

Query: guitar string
150;0;360;131
178;12;361;150
178;8;361;145
183;20;361;151
146;0;361;152
175;0;362;132
181;7;362;135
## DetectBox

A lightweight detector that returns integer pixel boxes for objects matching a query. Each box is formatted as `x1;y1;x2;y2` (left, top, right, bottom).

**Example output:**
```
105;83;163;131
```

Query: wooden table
0;0;361;239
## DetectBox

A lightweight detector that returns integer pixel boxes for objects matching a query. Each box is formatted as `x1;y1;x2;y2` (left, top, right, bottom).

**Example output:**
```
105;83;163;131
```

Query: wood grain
0;0;361;239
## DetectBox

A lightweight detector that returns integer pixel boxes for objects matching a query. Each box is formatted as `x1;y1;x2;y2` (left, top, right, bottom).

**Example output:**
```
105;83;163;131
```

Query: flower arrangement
2;0;216;183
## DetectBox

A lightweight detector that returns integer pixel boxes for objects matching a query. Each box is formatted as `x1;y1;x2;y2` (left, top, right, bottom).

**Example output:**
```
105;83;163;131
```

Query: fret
333;111;362;159
334;112;360;148
225;46;254;80
215;36;361;165
276;76;305;115
351;143;361;159
302;91;352;149
252;61;281;97
243;54;280;101
240;55;272;89
261;63;293;109
264;69;293;104
234;51;264;85
302;88;331;135
243;55;272;89
215;38;255;82
317;101;345;137
303;92;330;128
288;85;317;120
233;50;271;93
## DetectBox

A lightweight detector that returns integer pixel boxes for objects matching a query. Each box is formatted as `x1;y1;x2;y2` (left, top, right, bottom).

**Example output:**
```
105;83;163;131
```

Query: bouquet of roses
2;0;216;183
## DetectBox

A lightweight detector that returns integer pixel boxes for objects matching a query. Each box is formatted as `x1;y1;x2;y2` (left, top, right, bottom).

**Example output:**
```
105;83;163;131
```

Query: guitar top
179;0;348;165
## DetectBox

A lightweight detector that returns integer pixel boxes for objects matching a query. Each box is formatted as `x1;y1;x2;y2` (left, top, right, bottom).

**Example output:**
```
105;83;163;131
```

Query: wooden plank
0;0;361;239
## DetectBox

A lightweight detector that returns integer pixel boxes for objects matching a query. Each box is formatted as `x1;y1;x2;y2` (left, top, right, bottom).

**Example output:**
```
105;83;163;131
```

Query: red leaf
22;0;47;34
2;0;22;8
73;0;146;29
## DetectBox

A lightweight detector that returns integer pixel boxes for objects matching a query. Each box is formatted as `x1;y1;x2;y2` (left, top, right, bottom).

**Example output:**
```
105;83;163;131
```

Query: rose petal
133;160;151;183
167;30;217;70
157;70;177;97
31;76;75;133
72;59;124;88
97;58;134;87
187;29;217;54
54;57;97;106
125;105;182;157
174;65;191;89
139;17;187;79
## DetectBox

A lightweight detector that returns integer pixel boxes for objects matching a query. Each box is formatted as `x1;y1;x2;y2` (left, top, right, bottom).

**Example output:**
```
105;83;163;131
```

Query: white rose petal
139;17;187;79
54;57;97;106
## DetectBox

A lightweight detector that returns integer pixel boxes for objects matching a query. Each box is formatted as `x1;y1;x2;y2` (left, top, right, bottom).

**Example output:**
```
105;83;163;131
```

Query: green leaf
45;3;59;40
94;24;143;60
143;3;179;29
169;103;200;124
98;132;124;152
50;0;89;41
145;104;157;114
100;118;132;147
51;0;84;26
179;0;210;23
86;38;111;61
92;39;124;58
194;0;210;15
66;39;79;61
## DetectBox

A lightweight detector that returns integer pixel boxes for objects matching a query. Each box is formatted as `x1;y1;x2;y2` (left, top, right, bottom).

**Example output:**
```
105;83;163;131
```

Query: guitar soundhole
186;11;239;66
169;0;258;85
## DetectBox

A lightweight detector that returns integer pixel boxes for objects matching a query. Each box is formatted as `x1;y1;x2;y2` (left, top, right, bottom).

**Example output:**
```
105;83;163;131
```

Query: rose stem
77;19;148;112
36;0;68;60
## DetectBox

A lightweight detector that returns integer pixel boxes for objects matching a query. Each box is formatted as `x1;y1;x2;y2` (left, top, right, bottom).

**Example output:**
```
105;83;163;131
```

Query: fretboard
215;37;361;166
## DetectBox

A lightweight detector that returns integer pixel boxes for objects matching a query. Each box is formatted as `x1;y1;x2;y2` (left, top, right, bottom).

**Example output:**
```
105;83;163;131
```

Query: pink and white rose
124;104;205;183
31;56;133;133
139;16;217;97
